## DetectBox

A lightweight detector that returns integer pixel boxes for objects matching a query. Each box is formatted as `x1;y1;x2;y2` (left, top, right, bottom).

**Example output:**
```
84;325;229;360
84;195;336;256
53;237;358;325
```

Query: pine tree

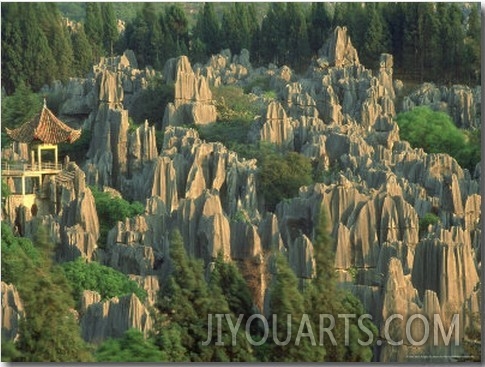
156;230;255;362
260;3;287;65
306;205;376;362
438;3;465;82
195;2;221;57
85;3;103;61
14;226;93;362
165;5;189;56
221;6;239;54
285;3;311;71
70;25;94;77
1;3;26;94
100;3;118;56
1;82;42;130
37;3;74;83
267;254;325;362
21;4;56;91
464;4;481;83
308;2;332;55
361;4;389;69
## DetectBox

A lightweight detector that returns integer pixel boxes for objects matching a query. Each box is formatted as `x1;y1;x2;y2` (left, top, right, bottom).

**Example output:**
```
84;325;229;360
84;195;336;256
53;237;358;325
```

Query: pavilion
2;100;81;209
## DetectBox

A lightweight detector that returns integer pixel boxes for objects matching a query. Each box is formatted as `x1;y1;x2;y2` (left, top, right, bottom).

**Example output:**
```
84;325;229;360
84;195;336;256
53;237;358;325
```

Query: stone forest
1;2;481;363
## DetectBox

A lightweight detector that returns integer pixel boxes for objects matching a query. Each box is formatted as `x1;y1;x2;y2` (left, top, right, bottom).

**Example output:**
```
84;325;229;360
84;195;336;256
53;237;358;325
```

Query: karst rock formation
1;26;480;361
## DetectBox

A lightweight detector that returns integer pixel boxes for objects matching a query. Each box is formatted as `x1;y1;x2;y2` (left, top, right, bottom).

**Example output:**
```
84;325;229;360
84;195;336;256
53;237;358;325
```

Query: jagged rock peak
162;56;217;127
319;26;360;67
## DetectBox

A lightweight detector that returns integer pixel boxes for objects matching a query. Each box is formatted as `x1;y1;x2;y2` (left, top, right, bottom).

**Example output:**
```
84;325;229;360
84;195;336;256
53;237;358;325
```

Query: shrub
419;212;440;235
396;106;480;172
58;128;91;163
211;85;260;124
62;258;147;306
90;186;145;247
129;75;174;127
257;145;313;212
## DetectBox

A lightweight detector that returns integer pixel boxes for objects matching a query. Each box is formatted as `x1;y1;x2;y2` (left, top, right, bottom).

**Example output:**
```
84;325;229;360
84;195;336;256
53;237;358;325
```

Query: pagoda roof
5;103;81;144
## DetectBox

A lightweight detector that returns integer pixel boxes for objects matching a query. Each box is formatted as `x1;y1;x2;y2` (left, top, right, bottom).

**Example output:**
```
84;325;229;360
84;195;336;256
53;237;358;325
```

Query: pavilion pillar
21;176;25;196
54;145;58;168
37;145;42;171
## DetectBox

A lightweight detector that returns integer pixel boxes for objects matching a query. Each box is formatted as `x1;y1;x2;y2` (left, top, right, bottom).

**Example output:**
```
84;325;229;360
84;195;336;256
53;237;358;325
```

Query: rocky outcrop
200;49;252;87
318;26;359;67
162;56;217;127
258;101;295;149
53;163;99;262
401;83;481;129
83;54;159;199
1;282;24;342
80;290;153;344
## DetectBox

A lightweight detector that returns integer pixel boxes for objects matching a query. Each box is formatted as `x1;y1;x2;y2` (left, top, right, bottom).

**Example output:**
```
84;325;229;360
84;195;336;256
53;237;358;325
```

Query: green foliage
58;129;91;163
1;82;42;130
1;2;119;93
2;225;93;362
212;85;260;124
61;258;147;305
1;341;22;362
197;85;260;150
129;76;174;127
305;206;376;362
258;147;313;212
267;254;324;362
243;75;273;95
419;212;440;235
396;106;480;172
96;329;165;362
90;186;145;247
155;230;254;362
1;222;42;285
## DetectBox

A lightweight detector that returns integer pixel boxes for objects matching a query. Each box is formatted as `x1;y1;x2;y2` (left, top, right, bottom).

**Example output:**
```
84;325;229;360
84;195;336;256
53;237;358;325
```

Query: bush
62;258;147;305
257;145;313;212
58;129;91;164
90;186;145;247
211;85;260;124
396;106;480;172
129;75;174;127
419;212;440;235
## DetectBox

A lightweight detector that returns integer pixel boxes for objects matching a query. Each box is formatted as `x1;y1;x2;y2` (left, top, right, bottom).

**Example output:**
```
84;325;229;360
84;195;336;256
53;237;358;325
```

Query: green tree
438;3;465;82
7;226;93;362
37;3;74;83
260;3;288;65
306;206;376;361
155;230;254;362
267;254;324;362
221;6;239;54
361;4;389;69
22;4;56;91
85;3;103;61
308;2;332;55
259;148;313;212
164;4;189;55
100;3;118;56
61;258;147;305
70;25;94;77
90;186;144;247
1;82;42;130
396;106;467;160
285;3;311;71
1;3;26;94
463;4;481;83
96;329;165;362
195;3;221;57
